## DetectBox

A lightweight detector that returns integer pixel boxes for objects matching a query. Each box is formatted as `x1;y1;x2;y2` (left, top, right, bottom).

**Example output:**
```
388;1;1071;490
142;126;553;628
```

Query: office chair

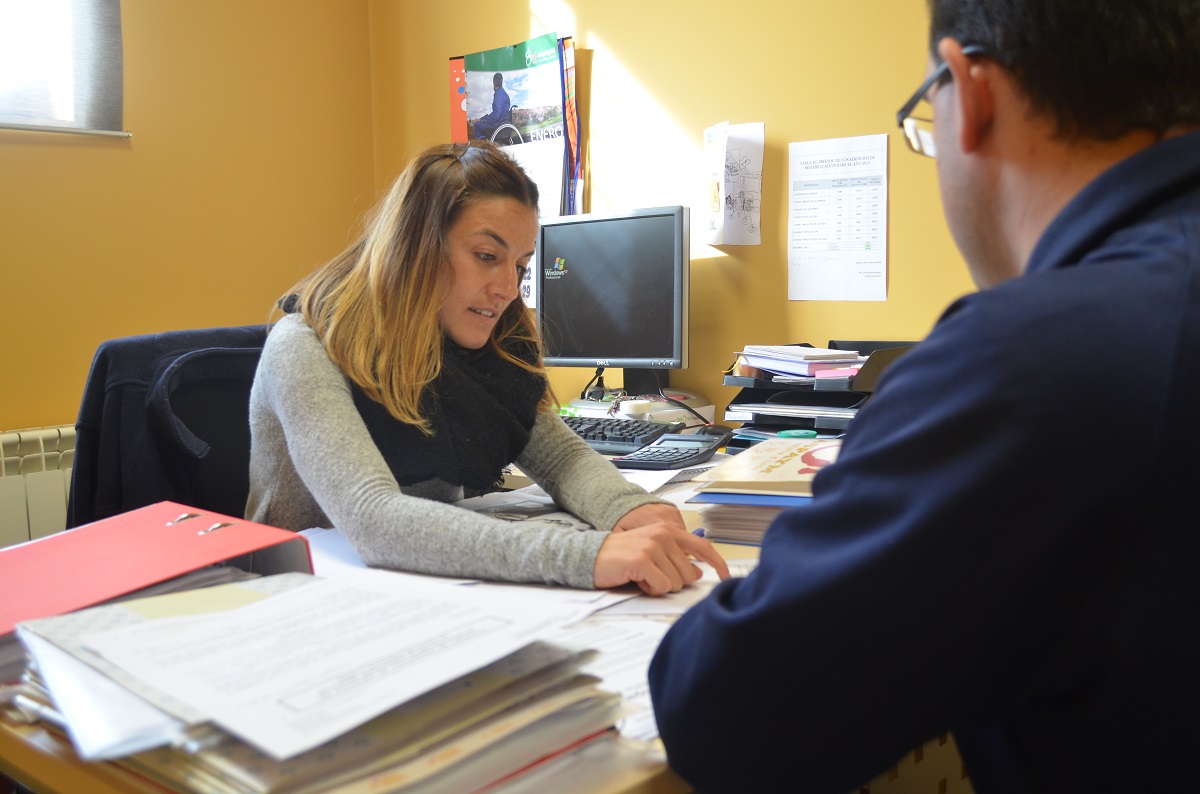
67;325;269;527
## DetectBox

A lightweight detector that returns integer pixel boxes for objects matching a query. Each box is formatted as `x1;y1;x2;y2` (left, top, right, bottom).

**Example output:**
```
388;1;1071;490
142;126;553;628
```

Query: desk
0;719;693;794
0;533;970;794
0;533;751;794
4;697;971;794
1;719;172;793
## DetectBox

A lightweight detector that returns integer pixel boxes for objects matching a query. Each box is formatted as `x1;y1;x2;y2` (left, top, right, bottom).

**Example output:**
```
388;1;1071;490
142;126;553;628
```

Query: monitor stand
621;367;669;397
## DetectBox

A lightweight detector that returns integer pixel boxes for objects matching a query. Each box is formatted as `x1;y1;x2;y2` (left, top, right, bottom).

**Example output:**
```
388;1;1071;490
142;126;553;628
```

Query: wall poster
450;32;582;307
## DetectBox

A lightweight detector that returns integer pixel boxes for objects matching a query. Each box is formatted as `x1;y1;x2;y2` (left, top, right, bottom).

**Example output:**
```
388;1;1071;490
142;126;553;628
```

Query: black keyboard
561;415;680;455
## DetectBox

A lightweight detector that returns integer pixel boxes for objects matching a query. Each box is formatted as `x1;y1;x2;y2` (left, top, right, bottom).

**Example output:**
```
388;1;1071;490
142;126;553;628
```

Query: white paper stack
13;570;620;793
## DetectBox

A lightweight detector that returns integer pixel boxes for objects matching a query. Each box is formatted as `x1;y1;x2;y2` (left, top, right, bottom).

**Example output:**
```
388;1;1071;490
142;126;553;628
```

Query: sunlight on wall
582;32;696;211
528;0;573;44
581;31;723;261
528;0;723;260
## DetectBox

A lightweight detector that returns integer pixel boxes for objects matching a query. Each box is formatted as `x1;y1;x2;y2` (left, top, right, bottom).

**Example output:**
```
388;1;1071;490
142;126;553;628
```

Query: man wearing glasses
650;1;1200;792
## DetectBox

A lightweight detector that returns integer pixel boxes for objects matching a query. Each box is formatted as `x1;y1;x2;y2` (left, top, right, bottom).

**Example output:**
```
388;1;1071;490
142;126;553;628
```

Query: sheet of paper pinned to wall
703;121;765;245
787;133;888;301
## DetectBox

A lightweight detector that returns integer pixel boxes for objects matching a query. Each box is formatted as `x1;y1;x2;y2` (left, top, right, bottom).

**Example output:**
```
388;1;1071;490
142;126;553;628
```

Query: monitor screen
535;206;689;385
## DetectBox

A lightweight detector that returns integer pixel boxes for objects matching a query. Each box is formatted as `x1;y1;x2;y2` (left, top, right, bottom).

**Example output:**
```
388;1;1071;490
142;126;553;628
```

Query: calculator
611;432;729;470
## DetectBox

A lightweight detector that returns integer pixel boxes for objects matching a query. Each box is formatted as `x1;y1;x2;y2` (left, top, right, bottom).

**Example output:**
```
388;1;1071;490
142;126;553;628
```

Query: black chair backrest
151;346;264;521
68;325;268;527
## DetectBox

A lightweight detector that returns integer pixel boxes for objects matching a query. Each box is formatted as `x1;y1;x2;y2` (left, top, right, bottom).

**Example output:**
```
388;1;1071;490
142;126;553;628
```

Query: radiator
0;425;74;548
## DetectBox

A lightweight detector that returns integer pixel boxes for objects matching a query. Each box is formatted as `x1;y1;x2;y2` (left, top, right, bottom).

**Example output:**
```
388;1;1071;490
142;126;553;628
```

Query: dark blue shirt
650;132;1200;793
476;86;511;131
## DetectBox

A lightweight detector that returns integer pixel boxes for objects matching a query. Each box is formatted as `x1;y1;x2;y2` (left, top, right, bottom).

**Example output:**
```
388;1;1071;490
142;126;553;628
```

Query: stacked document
12;569;620;793
688;438;842;544
693;437;842;497
689;491;813;544
736;345;866;377
0;500;312;685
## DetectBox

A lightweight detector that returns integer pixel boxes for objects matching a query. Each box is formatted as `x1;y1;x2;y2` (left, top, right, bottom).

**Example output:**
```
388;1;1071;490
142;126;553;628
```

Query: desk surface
0;718;693;794
1;720;171;793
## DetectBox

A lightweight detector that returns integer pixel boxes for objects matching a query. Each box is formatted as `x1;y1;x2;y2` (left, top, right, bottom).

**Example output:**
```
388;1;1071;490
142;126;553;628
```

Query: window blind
0;0;128;138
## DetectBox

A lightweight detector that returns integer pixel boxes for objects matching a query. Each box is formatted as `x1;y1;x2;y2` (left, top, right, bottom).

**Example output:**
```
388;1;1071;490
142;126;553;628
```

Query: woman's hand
593;522;731;596
612;503;688;533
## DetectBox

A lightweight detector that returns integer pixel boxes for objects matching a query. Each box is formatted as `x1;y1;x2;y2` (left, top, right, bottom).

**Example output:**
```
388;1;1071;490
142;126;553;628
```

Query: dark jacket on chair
67;325;268;527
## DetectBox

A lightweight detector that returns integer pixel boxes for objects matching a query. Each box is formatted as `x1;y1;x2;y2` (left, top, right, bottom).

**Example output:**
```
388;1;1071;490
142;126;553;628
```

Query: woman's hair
282;140;548;432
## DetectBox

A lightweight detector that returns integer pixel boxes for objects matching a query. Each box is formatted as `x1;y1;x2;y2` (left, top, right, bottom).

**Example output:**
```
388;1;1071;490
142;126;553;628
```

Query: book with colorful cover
688;491;812;507
688;491;814;545
693;437;841;497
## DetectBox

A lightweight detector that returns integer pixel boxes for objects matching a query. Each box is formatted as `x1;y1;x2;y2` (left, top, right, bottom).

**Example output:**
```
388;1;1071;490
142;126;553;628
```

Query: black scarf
350;338;545;496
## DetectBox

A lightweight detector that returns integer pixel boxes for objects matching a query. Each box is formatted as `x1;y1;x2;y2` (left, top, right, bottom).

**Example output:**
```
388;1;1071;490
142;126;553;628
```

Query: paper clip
166;513;201;525
197;522;237;535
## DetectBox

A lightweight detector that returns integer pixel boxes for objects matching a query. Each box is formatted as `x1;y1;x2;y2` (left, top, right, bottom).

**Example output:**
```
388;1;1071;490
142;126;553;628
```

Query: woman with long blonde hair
247;141;726;593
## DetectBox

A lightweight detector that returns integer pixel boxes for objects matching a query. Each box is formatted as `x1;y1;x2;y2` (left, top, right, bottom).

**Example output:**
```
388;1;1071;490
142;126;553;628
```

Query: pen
691;527;706;538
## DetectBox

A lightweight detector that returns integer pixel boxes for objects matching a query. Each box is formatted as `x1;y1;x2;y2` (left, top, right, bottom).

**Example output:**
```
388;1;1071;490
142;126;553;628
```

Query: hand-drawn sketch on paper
704;121;764;245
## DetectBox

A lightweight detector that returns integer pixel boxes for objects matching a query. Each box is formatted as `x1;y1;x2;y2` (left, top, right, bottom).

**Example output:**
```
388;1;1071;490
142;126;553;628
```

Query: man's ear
936;38;994;154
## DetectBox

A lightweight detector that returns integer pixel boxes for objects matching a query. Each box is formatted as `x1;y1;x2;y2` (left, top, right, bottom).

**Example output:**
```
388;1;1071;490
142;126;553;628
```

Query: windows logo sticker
546;256;568;279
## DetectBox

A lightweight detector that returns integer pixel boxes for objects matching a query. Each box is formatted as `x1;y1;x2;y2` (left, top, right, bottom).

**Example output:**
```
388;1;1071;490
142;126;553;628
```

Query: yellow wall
1;0;973;429
0;0;376;430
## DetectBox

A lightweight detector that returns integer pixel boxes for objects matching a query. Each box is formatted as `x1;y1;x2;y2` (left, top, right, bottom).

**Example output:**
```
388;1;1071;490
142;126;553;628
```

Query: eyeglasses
896;45;987;158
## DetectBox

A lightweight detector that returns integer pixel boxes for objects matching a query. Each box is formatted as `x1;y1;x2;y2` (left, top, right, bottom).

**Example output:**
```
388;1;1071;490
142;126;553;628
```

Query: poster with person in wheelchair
464;31;565;149
461;32;577;309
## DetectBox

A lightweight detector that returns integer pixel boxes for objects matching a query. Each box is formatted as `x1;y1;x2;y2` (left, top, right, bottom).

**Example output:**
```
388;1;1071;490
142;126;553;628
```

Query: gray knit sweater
245;314;662;588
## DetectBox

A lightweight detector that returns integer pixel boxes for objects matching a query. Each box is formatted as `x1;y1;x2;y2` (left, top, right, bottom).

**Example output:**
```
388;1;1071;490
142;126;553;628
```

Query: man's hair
493;72;503;87
285;140;547;432
928;0;1200;140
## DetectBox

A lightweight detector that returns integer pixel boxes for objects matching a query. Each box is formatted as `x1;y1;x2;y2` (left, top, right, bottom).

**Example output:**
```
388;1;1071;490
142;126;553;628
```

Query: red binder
0;501;311;638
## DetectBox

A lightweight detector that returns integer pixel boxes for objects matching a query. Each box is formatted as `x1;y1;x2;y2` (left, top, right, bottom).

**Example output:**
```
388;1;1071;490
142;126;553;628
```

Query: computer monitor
535;206;689;397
